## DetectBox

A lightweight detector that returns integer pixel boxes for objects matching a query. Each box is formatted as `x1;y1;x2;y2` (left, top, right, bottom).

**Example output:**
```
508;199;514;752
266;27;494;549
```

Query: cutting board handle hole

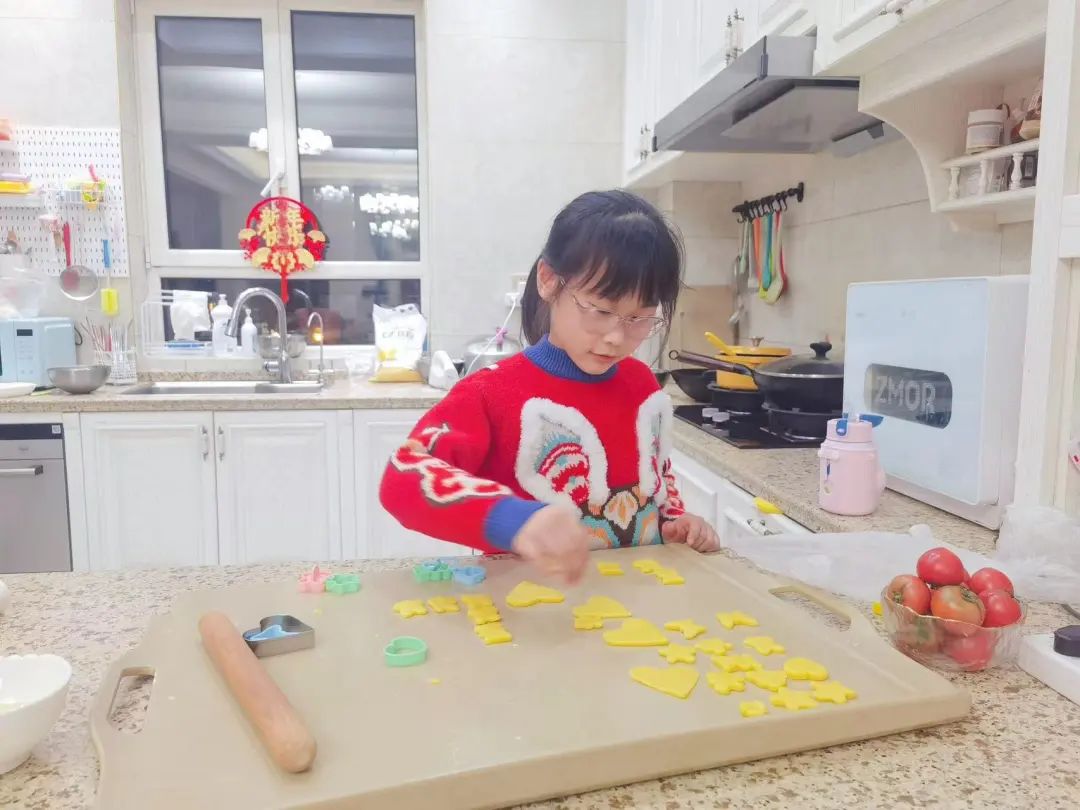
105;668;156;735
770;588;852;632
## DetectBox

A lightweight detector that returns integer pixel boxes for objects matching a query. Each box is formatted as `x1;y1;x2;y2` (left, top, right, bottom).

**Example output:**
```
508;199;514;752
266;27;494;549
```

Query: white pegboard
0;127;130;278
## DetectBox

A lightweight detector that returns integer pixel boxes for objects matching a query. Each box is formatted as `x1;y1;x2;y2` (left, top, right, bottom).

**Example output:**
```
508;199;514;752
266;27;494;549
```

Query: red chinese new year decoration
238;196;327;302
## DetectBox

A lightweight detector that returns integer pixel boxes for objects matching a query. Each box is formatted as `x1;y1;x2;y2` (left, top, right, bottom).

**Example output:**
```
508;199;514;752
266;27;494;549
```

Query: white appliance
0;317;77;387
844;276;1029;529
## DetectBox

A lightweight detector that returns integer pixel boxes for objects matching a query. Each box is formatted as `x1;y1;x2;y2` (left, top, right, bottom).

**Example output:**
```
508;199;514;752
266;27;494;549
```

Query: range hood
654;36;881;155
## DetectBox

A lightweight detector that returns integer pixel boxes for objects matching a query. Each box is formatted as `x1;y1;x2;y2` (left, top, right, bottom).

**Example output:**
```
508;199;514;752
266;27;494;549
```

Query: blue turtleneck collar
523;335;618;383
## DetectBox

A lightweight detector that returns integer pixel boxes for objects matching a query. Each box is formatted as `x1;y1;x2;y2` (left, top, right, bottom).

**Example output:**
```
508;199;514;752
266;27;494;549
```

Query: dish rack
82;320;137;385
95;347;136;385
141;290;211;357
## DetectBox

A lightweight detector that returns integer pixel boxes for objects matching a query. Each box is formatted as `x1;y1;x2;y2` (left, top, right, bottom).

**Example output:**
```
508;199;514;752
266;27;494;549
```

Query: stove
674;405;823;450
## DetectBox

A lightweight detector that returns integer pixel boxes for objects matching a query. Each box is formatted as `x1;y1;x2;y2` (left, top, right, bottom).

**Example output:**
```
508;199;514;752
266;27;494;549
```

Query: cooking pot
462;329;522;376
670;342;844;413
703;332;789;391
670;368;712;403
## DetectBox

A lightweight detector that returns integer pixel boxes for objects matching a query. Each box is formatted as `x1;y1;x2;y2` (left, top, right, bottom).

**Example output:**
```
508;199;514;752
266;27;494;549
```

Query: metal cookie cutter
243;615;316;658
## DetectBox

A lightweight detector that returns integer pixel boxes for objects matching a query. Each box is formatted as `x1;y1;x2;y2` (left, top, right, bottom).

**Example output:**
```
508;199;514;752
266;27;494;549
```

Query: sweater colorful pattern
379;337;685;554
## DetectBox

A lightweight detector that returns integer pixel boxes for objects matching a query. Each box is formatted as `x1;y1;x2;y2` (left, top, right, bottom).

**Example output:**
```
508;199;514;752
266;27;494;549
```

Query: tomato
969;567;1014;597
930;585;985;634
979;588;1023;627
886;574;932;615
945;633;998;671
916;547;968;586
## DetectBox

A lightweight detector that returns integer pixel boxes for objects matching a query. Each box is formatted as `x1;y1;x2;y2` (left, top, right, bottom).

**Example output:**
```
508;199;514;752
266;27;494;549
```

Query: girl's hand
662;513;720;552
512;505;591;584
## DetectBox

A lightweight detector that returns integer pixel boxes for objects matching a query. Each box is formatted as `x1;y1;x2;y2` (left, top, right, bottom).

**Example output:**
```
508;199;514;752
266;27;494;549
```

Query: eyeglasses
563;286;667;339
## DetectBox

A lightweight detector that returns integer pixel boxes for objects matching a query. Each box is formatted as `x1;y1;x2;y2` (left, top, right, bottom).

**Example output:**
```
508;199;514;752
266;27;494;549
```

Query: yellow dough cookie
811;681;858;704
694;638;734;656
745;670;788;692
717;611;759;630
474;622;513;645
467;606;502;625
657;644;697;664
665;619;707;640
712;654;762;673
573;614;604;631
744;636;785;656
706;671;746;696
461;594;495;609
572;596;631;619
630;666;699;699
506;581;565;608
427;596;460;614
740;700;768;718
393;600;428;618
603;619;670;647
771;687;819;711
653;567;685;585
632;559;661;574
597;561;624;577
783;657;829;681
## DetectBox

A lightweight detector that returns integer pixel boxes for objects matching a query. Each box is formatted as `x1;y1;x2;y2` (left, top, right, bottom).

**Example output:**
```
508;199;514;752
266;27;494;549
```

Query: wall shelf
0;192;42;208
940;138;1040;169
936;186;1036;226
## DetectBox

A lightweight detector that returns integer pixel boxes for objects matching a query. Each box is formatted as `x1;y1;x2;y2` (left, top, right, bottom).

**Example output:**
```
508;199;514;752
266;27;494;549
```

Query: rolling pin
198;611;317;773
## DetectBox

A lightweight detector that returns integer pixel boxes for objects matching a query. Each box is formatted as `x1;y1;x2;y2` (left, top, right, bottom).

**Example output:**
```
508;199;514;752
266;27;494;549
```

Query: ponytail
520;258;548;346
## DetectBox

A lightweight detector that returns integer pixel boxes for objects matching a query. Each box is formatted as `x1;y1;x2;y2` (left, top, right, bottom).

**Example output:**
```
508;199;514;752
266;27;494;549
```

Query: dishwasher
0;423;72;573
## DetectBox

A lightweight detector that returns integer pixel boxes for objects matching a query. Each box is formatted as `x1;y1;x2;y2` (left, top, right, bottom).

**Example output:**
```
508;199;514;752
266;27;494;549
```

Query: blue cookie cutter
452;565;487;585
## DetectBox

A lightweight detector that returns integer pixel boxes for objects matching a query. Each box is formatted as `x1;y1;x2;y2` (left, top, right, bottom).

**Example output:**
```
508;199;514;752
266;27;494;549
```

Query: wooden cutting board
91;546;969;809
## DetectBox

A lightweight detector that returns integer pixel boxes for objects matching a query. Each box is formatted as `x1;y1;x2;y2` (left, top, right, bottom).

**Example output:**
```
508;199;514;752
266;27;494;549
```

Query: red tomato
930;585;985;634
916;547;968;586
969;567;1014;597
945;633;998;671
886;574;932;615
979;588;1023;627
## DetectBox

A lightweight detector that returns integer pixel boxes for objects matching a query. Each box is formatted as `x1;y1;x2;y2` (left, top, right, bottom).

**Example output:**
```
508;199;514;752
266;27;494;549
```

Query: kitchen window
133;0;425;287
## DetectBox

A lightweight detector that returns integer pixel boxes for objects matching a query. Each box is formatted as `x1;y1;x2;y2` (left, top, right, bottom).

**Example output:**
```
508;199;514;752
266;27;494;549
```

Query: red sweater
379;336;685;554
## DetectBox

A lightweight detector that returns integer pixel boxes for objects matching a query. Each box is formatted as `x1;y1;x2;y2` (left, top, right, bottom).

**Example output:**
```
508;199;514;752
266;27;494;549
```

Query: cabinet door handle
201;426;210;460
217;426;225;460
0;465;43;478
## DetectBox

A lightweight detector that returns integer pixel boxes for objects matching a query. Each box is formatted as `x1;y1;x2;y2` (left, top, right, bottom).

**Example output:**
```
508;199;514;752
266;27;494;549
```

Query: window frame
132;0;429;290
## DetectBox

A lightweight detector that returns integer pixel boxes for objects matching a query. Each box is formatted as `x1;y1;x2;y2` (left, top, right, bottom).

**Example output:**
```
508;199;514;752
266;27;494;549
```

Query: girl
380;189;719;583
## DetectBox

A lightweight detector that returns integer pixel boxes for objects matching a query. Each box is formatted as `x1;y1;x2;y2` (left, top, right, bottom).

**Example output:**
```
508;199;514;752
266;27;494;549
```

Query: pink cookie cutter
298;565;332;593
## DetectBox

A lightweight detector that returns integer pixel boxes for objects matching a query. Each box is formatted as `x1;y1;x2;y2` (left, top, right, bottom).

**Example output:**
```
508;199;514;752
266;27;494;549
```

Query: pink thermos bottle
818;414;885;516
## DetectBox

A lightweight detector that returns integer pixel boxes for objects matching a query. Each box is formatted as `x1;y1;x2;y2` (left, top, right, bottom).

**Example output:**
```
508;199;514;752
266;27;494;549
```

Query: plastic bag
371;303;426;383
723;523;1080;604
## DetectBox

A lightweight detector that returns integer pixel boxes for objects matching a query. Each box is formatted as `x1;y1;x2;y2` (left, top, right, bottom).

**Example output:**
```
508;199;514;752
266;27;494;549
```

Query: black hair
521;189;683;345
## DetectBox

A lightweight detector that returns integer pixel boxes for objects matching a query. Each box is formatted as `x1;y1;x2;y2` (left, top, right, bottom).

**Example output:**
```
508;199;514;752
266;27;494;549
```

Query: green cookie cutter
325;573;361;594
384;636;428;668
413;562;452;582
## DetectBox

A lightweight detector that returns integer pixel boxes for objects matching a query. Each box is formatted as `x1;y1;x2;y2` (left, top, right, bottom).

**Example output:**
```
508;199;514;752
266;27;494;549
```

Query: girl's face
537;260;664;375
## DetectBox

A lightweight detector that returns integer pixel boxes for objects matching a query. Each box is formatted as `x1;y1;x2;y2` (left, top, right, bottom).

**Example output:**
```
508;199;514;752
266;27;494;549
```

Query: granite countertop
2;559;1077;809
0;377;445;414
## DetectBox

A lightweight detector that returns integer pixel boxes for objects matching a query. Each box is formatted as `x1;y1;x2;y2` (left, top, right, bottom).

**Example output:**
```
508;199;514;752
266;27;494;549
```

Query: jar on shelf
965;107;1007;154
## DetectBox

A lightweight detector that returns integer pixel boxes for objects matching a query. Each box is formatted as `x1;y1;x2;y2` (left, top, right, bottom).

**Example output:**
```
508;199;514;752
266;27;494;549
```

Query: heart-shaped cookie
630;666;699;699
506;581;566;608
783;657;829;681
572;596;631;619
603;619;669;647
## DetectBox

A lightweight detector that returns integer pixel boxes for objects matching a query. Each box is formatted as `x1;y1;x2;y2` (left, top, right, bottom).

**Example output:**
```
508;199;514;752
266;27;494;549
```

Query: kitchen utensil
47;365;110;394
198;612;317;774
763;209;786;304
707;382;763;413
759;210;773;297
91;546;969;810
764;404;840;440
819;415;886;516
59;223;99;302
670;368;713;402
880;589;1024;672
100;239;118;317
257;332;306;360
701;342;844;412
0;654;72;775
462;328;522;375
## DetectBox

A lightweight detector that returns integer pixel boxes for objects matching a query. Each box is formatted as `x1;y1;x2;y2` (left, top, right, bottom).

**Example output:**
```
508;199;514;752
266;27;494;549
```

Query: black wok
670;368;713;403
669;342;844;413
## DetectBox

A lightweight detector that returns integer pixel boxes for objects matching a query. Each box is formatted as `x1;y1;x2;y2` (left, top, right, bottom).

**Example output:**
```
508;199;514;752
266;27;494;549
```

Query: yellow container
713;345;790;390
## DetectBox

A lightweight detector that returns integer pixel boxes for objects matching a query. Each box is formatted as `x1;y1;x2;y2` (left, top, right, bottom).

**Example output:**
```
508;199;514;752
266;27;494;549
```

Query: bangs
556;210;682;314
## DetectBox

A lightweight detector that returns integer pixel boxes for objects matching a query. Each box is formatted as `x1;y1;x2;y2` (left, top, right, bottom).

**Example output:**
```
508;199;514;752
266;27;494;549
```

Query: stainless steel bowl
257;333;307;360
47;365;110;394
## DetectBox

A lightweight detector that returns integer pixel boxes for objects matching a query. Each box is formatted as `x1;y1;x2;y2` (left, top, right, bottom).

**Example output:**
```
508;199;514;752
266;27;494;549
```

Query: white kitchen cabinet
80;412;218;570
668;449;720;528
215;411;343;565
353;409;471;560
754;0;814;37
817;0;948;72
655;0;698;121
623;0;660;173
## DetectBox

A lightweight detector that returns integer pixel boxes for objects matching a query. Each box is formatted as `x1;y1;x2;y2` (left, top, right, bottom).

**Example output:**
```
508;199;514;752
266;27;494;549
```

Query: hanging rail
732;182;805;222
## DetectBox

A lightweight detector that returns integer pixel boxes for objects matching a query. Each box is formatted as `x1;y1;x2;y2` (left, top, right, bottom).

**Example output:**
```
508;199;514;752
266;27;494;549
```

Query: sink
121;381;325;396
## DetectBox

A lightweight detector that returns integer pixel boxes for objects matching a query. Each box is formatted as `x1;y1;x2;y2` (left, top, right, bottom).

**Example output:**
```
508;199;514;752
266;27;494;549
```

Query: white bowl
0;654;72;774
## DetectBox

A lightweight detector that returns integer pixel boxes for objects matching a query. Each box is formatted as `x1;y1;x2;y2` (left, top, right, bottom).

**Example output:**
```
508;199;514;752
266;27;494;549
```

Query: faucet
225;287;292;384
306;311;325;385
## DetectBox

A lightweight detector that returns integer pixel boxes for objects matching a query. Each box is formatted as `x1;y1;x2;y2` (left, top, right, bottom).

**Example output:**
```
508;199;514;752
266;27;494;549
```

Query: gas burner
674;405;822;450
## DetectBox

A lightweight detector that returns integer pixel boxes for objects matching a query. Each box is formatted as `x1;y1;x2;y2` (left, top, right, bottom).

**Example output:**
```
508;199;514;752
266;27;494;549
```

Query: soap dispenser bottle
240;307;258;357
210;293;235;356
